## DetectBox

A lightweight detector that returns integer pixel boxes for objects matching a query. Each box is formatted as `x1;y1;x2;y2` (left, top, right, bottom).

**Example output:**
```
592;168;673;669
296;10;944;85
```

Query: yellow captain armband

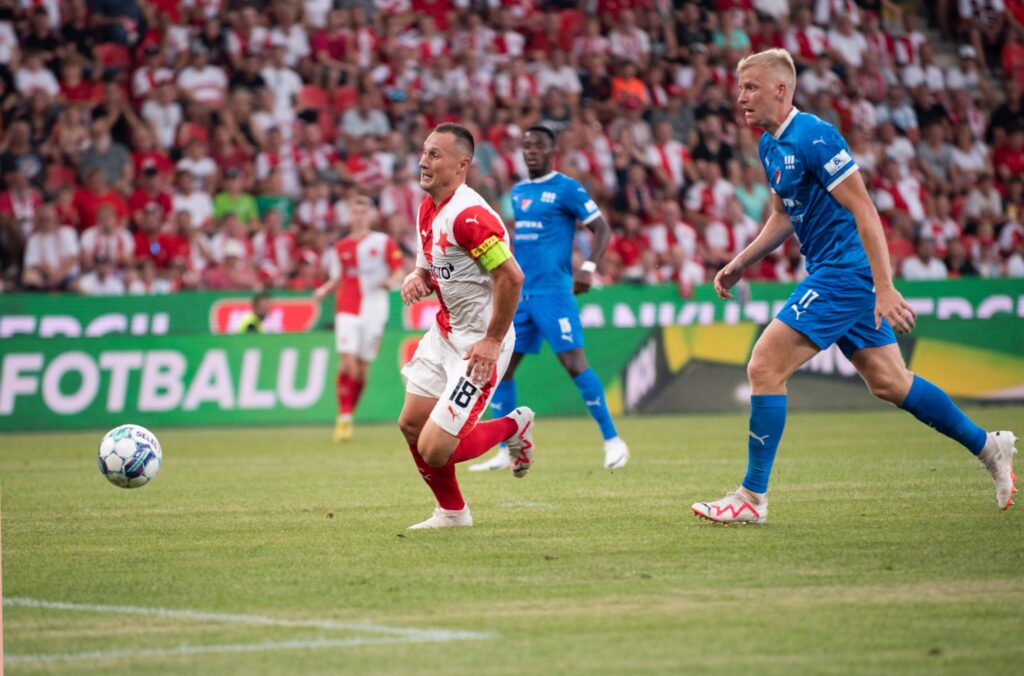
473;236;512;271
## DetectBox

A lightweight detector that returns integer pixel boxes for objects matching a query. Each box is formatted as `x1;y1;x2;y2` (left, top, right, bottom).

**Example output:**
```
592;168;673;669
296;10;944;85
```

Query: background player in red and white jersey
397;123;534;530
314;195;404;442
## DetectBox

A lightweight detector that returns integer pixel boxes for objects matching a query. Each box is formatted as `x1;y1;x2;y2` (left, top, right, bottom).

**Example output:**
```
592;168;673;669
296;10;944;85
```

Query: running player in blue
470;126;630;471
692;49;1017;524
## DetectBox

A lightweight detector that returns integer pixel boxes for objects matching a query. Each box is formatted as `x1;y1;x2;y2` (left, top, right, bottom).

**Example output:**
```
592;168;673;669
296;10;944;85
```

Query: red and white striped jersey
416;184;511;349
645;140;691;190
330;231;403;316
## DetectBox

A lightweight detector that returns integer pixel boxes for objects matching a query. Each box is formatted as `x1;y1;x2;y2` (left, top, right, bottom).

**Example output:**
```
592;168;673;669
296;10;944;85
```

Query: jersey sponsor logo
784;155;796;170
541;191;557;204
429;261;455;280
465;216;479;224
516;220;543;229
470;235;501;259
824;149;853;176
782;198;802;208
812;137;826;145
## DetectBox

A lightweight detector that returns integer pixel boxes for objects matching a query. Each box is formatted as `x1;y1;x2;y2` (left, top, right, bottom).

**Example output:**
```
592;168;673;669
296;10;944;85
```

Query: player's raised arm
830;172;917;334
713;193;793;300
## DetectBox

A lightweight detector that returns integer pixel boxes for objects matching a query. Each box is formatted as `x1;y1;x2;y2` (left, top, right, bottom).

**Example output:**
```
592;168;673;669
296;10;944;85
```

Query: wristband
580;260;597;273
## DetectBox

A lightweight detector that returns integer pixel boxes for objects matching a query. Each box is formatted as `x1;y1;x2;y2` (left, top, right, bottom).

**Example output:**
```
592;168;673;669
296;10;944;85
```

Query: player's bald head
737;49;797;99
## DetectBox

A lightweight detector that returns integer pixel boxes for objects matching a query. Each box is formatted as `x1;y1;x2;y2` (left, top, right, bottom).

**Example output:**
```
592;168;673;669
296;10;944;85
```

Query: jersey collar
772;107;799;139
526;171;559;183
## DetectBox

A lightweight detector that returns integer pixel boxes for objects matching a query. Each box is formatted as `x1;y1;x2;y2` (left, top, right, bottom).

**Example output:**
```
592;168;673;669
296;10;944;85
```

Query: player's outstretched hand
572;268;593;295
875;285;916;334
464;337;500;387
400;271;433;306
713;261;744;300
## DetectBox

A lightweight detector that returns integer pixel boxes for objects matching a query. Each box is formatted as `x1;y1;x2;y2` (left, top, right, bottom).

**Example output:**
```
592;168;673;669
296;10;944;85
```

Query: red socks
452;417;517;463
408;417;517;511
336;372;365;416
408;444;464;511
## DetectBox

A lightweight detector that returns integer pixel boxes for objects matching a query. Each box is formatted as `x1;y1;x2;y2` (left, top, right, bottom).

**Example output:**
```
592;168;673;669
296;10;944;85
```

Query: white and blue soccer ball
97;424;163;488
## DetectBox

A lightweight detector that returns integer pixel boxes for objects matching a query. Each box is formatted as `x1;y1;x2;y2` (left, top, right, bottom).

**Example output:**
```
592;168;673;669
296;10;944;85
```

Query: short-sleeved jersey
510;171;602;295
329;230;403;316
759;108;869;274
416;183;512;350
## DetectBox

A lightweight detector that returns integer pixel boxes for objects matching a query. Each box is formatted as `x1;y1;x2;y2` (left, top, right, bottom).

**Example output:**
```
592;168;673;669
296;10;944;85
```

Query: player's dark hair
525;125;556;145
434;123;475;159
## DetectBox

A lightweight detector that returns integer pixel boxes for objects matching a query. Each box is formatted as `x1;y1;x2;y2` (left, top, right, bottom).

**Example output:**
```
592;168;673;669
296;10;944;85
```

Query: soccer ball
97;424;163;489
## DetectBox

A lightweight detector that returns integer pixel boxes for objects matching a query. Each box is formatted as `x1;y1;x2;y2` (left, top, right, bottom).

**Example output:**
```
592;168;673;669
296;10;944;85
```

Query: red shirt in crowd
72;188;130;230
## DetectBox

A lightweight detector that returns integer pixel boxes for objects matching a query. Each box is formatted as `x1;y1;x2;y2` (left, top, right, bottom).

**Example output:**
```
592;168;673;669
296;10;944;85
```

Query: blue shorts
776;267;896;359
513;292;585;355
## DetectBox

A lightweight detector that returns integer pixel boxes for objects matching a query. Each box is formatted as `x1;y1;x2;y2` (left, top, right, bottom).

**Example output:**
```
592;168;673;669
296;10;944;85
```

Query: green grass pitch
2;407;1023;675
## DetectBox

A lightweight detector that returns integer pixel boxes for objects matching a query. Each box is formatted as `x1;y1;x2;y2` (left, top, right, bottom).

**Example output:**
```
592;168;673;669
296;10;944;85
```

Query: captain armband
472;236;512;271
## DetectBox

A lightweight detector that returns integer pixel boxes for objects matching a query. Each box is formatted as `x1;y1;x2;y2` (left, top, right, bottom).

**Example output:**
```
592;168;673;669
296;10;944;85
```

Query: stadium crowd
0;0;1023;296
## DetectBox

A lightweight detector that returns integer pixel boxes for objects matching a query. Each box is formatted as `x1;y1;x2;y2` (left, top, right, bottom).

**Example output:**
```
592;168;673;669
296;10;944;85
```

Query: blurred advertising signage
209;299;320;334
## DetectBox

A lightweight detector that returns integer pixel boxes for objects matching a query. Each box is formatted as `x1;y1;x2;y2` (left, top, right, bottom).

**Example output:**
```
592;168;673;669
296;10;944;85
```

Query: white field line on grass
4;597;493;665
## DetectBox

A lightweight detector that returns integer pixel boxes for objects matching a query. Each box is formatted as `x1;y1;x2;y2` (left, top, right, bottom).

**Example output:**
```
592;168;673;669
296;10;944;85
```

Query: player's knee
747;358;781;390
397;415;422;446
559;351;588;377
420;445;449;468
867;371;911;404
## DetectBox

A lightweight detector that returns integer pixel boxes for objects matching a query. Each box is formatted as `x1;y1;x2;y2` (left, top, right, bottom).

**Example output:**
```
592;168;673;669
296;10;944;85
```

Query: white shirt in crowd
24;226;80;276
901;255;948;280
78;272;126;296
141;99;183;149
173;191;214;228
177;65;228;104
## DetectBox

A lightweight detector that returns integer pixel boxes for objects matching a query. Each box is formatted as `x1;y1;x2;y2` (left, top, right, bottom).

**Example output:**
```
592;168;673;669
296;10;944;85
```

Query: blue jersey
511;171;602;295
759;109;869;274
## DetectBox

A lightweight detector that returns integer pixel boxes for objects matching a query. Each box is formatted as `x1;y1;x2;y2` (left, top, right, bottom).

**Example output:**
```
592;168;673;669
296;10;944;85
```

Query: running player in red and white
314;195;405;442
398;123;534;530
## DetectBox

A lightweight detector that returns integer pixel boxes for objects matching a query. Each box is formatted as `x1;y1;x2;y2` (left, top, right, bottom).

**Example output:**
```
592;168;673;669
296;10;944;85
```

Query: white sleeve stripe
581;210;602;225
826;164;859;192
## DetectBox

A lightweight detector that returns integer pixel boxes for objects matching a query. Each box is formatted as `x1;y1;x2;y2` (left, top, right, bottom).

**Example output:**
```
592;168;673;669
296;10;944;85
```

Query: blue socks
490;378;516;419
742;394;787;494
899;375;987;455
573;368;618;440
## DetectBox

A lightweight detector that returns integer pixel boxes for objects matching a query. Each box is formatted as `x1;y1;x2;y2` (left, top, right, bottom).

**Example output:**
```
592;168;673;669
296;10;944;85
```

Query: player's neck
528;167;553;180
428;178;464;206
764;105;796;138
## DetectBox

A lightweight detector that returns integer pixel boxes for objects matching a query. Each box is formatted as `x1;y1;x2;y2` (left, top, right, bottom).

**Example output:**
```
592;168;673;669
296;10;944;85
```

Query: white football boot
978;431;1018;510
691;488;767;525
407;505;473;530
603;437;630;469
505;407;535;478
467;444;512;472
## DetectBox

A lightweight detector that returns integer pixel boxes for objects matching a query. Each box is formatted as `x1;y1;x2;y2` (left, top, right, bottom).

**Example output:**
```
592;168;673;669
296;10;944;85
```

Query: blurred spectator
901;237;949;279
21;204;79;290
201;238;260;290
80;204;134;273
76;253;126;295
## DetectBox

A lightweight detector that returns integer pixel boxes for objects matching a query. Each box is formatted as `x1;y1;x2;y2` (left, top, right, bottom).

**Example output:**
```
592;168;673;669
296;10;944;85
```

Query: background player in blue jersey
470;126;630;471
691;49;1017;524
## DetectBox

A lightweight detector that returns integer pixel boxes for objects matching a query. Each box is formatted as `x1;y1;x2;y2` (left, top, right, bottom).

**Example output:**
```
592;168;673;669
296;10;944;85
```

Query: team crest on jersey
520;198;533;211
436;231;452;254
773;169;781;185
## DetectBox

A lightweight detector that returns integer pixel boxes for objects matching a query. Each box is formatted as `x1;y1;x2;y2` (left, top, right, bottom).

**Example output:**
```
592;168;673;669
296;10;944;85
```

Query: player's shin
408;443;465;510
573;368;617;440
898;375;988;454
451;417;518;463
336;371;353;415
741;394;787;494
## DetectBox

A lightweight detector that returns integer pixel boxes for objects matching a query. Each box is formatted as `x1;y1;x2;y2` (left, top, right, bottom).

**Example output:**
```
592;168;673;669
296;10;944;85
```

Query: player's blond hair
737;49;797;91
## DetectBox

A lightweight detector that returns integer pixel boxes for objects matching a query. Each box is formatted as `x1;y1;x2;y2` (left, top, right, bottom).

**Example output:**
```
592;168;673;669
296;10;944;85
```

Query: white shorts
335;313;386;362
401;325;514;438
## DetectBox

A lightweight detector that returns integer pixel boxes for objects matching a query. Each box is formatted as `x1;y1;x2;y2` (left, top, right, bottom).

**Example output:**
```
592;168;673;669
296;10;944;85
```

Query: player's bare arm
400;267;433;305
830;171;917;334
575;214;611;295
465;257;524;386
714;193;793;300
312;275;340;303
